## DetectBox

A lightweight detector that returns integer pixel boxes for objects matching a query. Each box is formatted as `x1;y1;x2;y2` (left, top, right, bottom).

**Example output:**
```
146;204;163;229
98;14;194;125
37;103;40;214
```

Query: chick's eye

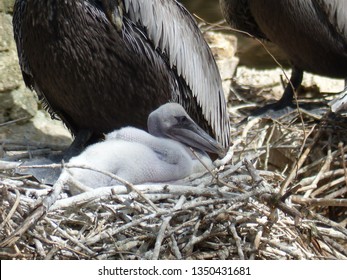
175;116;188;123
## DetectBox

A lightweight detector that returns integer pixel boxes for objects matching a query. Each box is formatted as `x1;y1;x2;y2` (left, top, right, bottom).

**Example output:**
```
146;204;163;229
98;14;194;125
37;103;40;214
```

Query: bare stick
0;160;21;170
292;196;347;207
152;196;186;260
0;189;21;230
280;125;319;194
0;171;67;247
229;223;245;260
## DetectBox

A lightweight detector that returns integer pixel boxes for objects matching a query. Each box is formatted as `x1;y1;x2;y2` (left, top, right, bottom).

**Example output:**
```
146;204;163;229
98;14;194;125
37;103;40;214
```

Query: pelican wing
220;0;267;40
315;0;347;44
123;0;230;148
12;0;34;87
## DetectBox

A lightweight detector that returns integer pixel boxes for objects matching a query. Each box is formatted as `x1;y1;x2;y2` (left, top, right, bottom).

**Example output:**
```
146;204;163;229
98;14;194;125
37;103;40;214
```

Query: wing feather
315;0;347;45
124;0;230;147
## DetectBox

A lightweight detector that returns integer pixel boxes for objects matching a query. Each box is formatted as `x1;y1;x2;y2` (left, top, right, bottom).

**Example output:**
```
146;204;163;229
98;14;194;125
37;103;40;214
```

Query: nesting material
1;117;347;260
1;27;347;260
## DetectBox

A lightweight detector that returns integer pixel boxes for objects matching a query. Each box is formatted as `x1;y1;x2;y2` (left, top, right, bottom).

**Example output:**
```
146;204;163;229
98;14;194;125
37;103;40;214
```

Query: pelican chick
67;103;224;194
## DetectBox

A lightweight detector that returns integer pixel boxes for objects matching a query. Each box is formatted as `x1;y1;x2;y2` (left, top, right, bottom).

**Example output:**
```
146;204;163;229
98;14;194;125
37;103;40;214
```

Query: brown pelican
220;0;347;115
67;103;223;193
13;0;230;158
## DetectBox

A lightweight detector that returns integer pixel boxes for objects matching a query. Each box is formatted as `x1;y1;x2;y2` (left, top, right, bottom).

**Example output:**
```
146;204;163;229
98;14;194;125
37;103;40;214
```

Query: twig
325;186;347;199
262;238;303;259
152;196;186;260
261;193;302;219
303;209;347;237
244;158;263;184
183;223;214;254
292;196;347;207
304;134;332;198
83;209;174;246
169;235;182;259
0;171;67;247
0;189;21;230
229;223;245;259
321;235;347;258
50;184;234;211
311;176;346;197
338;142;347;187
0;117;32;128
0;160;21;170
280;125;319;194
44;218;96;256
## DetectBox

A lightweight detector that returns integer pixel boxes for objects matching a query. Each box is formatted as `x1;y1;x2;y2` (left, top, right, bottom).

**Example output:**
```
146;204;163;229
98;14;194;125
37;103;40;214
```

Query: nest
1;102;347;260
1;22;347;260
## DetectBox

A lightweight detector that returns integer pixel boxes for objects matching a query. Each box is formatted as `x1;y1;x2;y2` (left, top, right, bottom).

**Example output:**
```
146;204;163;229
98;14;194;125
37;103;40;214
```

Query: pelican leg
277;66;304;107
247;66;331;120
63;129;94;160
249;67;304;119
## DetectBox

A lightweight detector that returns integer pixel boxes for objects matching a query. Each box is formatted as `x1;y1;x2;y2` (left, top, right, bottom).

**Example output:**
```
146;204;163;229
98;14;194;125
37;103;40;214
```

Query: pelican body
67;103;223;193
13;0;230;156
220;0;347;110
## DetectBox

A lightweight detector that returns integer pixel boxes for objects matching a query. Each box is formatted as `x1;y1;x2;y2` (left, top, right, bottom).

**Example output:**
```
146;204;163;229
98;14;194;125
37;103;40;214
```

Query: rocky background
0;0;71;155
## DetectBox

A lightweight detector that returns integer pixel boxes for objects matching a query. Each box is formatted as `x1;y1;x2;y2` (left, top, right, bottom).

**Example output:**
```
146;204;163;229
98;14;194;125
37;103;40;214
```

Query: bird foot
16;156;64;185
240;100;329;124
249;101;298;119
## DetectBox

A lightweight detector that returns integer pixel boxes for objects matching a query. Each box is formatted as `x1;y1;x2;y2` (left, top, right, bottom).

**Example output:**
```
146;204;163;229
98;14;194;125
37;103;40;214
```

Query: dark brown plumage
220;0;347;113
13;0;230;157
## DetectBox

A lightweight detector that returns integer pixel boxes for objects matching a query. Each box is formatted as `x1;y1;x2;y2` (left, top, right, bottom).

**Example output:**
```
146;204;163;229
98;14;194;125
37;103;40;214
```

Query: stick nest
1;103;347;259
0;26;346;260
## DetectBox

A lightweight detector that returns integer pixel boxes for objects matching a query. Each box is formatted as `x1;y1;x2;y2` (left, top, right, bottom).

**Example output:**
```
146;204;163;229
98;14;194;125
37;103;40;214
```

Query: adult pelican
220;0;347;115
13;0;230;157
